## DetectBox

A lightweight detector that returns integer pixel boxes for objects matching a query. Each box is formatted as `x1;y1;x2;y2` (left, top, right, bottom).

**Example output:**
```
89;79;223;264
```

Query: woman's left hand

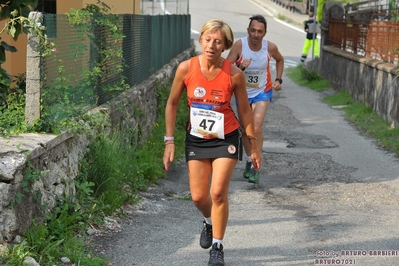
250;149;262;171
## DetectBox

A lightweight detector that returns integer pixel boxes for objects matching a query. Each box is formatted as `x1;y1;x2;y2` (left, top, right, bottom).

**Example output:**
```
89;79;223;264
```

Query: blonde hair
199;19;234;50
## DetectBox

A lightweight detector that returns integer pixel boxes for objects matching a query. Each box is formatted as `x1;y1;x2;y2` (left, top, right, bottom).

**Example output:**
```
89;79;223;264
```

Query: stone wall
0;45;194;243
307;47;399;127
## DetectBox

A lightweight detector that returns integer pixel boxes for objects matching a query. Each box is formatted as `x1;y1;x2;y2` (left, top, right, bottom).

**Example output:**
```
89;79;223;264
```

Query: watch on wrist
275;78;283;84
164;136;174;142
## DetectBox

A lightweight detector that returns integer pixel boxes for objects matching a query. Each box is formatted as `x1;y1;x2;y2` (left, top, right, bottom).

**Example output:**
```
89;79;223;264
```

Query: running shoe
208;243;224;266
248;168;260;184
243;161;252;179
200;221;213;249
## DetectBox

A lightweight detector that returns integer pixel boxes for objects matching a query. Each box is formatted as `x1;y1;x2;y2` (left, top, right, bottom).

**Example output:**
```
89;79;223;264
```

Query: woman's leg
209;157;238;240
188;159;213;218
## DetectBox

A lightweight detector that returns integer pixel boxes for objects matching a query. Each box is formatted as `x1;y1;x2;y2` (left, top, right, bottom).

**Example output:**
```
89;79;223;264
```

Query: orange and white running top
235;37;272;98
184;56;240;139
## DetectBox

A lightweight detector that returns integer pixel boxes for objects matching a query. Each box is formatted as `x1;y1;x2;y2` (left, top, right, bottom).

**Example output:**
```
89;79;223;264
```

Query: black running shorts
185;128;243;162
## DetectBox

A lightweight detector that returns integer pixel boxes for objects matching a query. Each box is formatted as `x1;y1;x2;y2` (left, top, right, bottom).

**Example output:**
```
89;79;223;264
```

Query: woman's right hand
163;142;175;171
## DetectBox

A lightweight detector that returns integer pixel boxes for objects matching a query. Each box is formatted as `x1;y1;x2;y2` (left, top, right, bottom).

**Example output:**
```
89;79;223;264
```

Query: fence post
317;2;344;75
25;11;43;125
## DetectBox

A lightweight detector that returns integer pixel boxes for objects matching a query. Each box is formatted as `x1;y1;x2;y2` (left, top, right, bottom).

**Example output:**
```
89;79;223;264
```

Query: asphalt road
90;0;399;265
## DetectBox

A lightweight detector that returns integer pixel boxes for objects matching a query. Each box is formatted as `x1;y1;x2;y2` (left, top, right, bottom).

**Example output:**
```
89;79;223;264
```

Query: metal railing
141;0;189;15
366;19;399;63
344;0;380;13
345;0;399;14
328;17;399;65
328;19;369;56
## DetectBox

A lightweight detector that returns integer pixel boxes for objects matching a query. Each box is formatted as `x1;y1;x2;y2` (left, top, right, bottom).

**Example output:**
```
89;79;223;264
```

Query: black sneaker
200;221;212;249
208;243;224;266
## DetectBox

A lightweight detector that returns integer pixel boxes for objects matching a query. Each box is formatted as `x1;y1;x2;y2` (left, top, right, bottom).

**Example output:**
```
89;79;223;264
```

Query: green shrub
301;66;322;82
0;74;33;137
0;78;189;265
286;64;330;92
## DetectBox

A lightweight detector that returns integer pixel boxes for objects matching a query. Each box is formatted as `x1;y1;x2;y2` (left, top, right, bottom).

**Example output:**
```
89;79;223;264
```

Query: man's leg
245;99;269;183
242;99;269;155
251;100;269;155
301;39;311;62
242;132;253;179
314;38;320;57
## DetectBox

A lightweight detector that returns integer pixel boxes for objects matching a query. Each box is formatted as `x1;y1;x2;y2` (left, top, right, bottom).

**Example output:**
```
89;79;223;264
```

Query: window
35;0;57;39
36;0;56;14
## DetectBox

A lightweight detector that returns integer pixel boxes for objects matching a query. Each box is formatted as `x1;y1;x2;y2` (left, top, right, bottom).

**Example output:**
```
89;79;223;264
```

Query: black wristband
275;78;283;84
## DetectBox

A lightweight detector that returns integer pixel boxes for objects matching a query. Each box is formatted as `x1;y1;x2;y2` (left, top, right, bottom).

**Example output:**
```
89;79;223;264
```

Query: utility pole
311;0;318;59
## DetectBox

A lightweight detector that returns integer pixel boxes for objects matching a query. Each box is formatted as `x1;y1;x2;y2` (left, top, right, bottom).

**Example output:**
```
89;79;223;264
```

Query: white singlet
237;37;272;98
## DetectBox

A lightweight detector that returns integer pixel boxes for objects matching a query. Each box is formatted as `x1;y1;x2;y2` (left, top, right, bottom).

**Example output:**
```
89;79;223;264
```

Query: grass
286;64;330;92
277;13;296;25
0;78;189;265
288;64;399;157
328;101;399;156
321;90;353;106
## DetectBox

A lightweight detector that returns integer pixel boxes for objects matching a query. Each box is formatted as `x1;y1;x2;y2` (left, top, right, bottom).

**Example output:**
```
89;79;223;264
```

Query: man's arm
226;40;242;64
268;41;284;80
227;40;252;70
